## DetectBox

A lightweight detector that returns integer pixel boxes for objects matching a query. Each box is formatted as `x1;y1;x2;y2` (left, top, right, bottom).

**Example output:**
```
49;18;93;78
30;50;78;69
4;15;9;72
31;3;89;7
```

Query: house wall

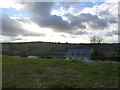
65;57;90;61
64;56;91;61
79;57;90;60
66;57;70;60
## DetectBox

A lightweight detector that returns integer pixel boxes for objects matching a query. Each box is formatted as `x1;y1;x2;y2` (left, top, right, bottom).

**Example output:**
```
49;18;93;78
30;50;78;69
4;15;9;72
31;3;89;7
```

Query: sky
0;0;119;43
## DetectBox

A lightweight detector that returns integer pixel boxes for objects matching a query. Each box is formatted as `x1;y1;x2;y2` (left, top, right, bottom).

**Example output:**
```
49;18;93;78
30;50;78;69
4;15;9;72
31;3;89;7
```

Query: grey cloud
107;17;117;23
1;14;45;37
19;2;111;34
69;13;108;30
9;37;23;41
22;32;45;37
16;18;30;24
72;30;87;35
98;10;117;24
99;10;110;17
22;2;88;33
31;13;109;34
31;15;73;32
60;34;66;38
89;18;108;30
60;2;79;9
24;2;54;17
106;30;118;36
1;36;23;42
2;14;24;36
69;15;86;29
13;2;117;36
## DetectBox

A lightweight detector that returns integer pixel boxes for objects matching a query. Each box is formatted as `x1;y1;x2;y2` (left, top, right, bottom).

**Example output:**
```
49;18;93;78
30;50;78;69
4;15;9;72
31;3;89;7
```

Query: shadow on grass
50;82;74;89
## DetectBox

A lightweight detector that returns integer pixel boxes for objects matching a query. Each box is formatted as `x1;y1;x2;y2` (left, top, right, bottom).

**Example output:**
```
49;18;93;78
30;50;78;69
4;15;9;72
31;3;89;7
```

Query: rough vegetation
2;56;119;88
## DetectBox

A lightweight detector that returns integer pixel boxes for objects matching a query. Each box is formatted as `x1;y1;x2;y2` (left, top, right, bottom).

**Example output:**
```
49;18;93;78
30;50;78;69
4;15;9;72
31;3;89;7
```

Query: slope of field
2;42;120;59
2;56;119;88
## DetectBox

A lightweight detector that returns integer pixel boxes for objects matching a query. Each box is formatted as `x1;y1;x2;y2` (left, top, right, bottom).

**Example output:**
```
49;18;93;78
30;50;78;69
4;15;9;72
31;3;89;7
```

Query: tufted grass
2;55;119;88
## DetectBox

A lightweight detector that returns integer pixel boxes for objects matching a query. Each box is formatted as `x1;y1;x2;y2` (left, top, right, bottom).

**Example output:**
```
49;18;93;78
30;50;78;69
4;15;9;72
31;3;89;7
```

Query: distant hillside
2;42;120;61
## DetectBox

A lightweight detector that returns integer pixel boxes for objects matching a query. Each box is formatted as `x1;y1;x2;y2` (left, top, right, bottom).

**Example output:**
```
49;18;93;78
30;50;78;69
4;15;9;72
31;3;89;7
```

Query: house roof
64;49;92;58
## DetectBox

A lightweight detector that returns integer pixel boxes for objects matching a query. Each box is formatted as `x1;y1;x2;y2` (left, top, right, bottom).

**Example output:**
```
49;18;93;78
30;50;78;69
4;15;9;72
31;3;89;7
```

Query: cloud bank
1;1;118;43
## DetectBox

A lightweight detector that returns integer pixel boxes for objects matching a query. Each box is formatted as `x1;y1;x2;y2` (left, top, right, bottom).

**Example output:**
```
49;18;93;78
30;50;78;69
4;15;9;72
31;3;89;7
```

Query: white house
64;49;93;60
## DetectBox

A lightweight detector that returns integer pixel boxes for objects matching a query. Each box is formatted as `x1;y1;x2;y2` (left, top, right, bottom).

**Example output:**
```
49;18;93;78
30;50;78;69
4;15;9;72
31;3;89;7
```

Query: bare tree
90;36;104;60
90;36;103;43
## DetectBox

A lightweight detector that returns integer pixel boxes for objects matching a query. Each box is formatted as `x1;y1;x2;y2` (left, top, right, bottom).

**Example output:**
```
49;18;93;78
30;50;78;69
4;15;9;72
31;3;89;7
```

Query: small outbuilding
64;49;93;60
27;55;38;58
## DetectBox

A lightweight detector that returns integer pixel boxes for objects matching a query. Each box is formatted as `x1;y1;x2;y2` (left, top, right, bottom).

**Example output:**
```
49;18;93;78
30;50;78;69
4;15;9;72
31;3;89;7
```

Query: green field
2;42;120;60
2;56;119;88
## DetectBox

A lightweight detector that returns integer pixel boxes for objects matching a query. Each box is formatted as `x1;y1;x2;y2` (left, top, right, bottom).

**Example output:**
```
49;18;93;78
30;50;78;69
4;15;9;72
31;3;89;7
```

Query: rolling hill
2;42;120;61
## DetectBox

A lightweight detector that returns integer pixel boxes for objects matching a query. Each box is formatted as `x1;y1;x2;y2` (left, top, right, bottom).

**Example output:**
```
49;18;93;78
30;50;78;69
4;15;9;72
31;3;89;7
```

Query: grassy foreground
2;56;119;88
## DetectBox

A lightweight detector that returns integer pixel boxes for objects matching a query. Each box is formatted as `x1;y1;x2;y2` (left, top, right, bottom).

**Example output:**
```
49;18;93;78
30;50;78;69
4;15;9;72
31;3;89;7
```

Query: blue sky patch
2;8;33;18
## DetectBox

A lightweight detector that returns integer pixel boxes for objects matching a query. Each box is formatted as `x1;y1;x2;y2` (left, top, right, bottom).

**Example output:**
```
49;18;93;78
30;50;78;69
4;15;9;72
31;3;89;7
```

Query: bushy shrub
110;57;120;61
91;56;120;62
46;56;52;59
41;56;44;58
